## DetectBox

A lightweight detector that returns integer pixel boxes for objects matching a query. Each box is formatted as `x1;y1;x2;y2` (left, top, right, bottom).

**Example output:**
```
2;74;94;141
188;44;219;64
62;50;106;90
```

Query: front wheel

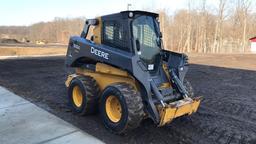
99;83;144;134
184;79;194;98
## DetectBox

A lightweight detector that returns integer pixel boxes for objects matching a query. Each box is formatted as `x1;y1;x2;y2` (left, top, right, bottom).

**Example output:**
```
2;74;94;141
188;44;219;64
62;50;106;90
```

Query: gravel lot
0;54;255;144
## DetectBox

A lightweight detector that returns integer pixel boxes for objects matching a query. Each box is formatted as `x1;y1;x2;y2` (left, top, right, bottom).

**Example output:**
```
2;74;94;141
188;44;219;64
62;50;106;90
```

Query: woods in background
29;18;84;43
0;18;84;44
159;0;256;53
0;0;255;53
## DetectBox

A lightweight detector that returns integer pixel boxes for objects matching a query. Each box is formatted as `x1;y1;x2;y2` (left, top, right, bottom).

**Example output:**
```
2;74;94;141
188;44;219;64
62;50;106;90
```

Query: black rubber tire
99;83;144;134
68;76;100;115
184;79;194;98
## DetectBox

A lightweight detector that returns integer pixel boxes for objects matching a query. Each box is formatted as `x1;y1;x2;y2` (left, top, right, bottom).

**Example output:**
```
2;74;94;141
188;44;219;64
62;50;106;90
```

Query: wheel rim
105;95;122;123
72;86;83;107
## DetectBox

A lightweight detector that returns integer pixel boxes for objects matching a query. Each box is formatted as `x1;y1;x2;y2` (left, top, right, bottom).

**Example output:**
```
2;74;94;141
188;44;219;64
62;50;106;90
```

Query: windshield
132;15;160;64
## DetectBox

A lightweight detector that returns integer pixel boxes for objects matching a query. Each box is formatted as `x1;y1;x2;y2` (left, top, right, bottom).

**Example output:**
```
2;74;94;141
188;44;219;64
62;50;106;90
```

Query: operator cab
81;11;162;72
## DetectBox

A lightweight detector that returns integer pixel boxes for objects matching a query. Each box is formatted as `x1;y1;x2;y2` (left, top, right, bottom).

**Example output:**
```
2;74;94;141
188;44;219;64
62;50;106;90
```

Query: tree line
0;17;84;44
0;0;255;53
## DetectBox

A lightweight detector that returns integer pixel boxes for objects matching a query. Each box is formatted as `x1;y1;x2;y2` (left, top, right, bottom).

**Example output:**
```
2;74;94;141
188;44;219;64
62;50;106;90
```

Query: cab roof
101;10;159;19
121;10;159;17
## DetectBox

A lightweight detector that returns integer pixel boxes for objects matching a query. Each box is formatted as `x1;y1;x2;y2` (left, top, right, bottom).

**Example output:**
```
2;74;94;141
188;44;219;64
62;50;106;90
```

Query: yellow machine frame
65;63;137;91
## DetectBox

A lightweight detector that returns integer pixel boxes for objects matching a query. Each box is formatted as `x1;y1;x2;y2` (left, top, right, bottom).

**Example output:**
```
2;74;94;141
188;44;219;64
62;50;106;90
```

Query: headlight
129;12;133;18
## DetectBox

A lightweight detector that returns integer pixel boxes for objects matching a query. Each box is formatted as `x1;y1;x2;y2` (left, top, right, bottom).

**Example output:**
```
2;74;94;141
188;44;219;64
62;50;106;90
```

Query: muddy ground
0;54;255;144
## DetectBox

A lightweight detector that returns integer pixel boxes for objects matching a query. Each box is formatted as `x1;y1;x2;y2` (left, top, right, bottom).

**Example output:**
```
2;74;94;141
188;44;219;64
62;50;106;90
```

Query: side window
105;25;114;40
103;21;129;52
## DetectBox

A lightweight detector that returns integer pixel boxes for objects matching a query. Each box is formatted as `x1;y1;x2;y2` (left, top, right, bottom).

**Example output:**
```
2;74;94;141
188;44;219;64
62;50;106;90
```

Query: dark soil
0;55;256;144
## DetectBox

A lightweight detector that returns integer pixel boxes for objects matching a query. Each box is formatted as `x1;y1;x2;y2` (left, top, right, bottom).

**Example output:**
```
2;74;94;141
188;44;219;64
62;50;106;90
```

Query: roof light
129;12;133;18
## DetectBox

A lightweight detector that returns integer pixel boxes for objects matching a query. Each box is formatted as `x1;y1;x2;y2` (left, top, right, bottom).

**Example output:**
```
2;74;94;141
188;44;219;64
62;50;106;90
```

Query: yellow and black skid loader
65;10;201;134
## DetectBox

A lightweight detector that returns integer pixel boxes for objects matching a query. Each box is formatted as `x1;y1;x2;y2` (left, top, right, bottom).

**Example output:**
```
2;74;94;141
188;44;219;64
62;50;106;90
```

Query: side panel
76;68;137;91
65;36;133;73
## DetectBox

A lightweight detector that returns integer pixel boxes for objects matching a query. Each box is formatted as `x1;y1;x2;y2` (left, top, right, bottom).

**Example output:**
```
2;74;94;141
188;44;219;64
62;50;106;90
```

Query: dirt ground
0;46;66;56
0;54;256;144
189;53;256;71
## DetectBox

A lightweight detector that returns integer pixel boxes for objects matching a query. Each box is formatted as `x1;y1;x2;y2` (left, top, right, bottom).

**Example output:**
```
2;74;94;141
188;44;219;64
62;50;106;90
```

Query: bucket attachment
158;97;202;126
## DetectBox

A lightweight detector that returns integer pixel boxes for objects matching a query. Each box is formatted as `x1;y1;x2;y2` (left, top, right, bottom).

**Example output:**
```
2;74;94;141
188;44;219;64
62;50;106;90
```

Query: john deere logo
91;47;109;60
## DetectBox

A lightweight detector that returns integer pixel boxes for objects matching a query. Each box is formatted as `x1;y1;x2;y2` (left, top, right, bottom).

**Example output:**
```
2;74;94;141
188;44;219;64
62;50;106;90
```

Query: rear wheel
100;83;144;134
68;76;100;115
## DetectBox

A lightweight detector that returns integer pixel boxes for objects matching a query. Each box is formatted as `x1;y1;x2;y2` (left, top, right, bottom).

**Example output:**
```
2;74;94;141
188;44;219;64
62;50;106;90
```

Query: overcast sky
0;0;219;26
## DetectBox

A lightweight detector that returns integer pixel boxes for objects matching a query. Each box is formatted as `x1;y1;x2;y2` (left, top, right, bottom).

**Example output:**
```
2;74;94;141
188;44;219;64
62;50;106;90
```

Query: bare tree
212;0;227;53
183;0;192;52
239;0;251;52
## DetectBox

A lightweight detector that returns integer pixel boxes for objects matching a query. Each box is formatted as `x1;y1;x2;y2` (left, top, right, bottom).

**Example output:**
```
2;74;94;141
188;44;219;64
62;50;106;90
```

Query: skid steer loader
65;11;201;134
